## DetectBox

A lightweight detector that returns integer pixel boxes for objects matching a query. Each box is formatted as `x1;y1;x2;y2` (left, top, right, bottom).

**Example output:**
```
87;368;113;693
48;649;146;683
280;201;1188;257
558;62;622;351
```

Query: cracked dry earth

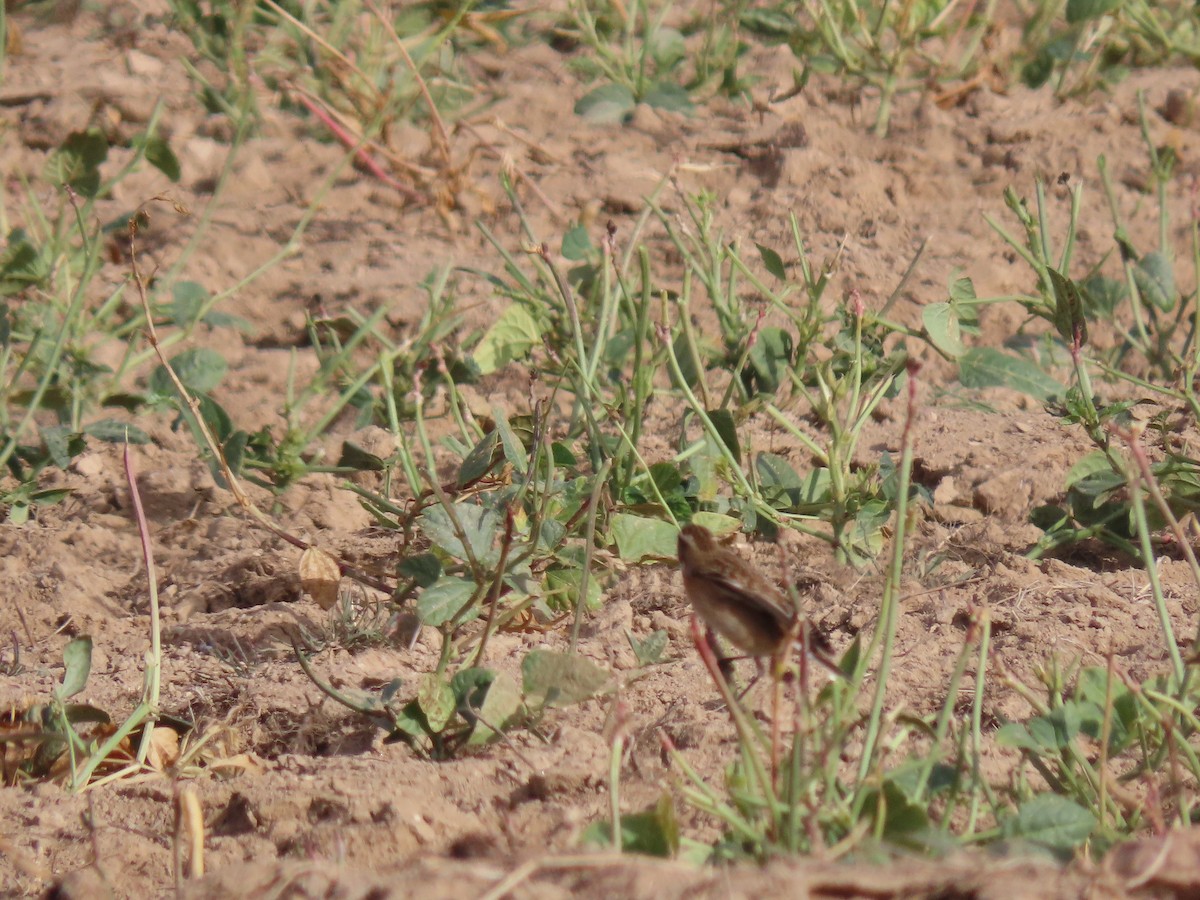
3;1;1200;898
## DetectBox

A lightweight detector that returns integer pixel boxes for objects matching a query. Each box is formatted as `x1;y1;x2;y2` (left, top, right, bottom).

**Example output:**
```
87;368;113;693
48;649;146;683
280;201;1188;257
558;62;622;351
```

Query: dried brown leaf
146;726;180;771
299;547;341;610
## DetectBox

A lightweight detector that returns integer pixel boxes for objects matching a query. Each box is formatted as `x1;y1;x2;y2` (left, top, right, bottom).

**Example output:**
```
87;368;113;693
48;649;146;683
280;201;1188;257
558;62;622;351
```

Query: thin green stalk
852;363;918;804
570;459;611;654
1098;156;1154;355
689;615;778;838
378;363;423;498
615;248;655;495
964;611;991;836
911;623;973;801
609;719;623;852
660;314;798;534
1123;458;1185;682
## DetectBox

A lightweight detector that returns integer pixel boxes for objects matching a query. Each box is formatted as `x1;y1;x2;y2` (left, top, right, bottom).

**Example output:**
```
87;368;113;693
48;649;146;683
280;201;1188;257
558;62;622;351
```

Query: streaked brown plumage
677;523;843;676
677;524;794;656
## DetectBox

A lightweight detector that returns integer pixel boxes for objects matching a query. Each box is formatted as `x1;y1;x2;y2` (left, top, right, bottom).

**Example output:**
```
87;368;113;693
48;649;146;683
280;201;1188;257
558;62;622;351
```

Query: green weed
564;0;753;121
1021;0;1200;98
741;0;998;136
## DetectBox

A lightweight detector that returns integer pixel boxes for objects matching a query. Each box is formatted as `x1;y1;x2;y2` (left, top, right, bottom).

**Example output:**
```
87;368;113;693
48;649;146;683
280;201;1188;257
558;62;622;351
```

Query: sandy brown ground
3;1;1200;898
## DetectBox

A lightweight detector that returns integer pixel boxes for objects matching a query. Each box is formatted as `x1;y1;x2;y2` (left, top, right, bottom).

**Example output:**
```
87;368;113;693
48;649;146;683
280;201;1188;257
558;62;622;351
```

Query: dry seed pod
299;547;341;610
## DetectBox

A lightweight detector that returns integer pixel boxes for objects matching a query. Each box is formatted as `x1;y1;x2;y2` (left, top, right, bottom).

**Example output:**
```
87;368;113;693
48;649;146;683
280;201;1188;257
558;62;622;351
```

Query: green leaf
995;722;1038;751
629;629;668;666
847;499;890;561
149;348;228;396
467;671;523;745
647;462;682;494
575;83;636;123
706;408;741;464
493;410;529;476
690;511;739;535
450;668;495;715
1027;702;1084;750
671;330;701;389
1133;252;1175;312
143;135;181;182
169;282;211;326
1004;795;1096;850
41;426;86;468
27;488;74;508
61;704;112;727
474;304;542;375
958;347;1063;400
399;552;442;588
923;302;966;358
390;699;433;742
57;636;93;700
522;650;609;708
740;7;796;36
0;229;50;294
83;420;150;444
649;27;686;68
1047;268;1088;348
1080;275;1123;319
757;452;829;510
755;243;786;280
949;275;977;303
551;441;577;467
544;565;602;612
416;576;477;627
641;81;693;114
417;674;457;733
1030;504;1070;534
757;452;802;491
418;502;500;567
1066;0;1122;23
860;779;930;838
1076;667;1138;753
197;394;236;442
1021;49;1054;90
562;225;594;261
458;429;498;485
46;129;108;197
611;513;678;562
625;462;688;520
583;795;679;856
1064;450;1111;489
744;327;792;394
338;441;386;472
1069;470;1126;507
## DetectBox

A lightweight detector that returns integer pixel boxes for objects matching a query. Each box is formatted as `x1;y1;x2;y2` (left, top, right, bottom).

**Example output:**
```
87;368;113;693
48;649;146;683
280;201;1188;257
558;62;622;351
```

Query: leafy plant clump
298;646;610;758
0;121;191;523
565;0;752;122
0;637;188;789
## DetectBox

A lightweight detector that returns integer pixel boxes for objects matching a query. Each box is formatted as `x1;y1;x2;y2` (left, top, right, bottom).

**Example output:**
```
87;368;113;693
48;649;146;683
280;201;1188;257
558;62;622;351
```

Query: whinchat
676;523;842;676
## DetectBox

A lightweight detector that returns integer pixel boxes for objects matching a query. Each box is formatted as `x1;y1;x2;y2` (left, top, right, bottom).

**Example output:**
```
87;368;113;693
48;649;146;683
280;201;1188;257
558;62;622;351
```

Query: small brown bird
676;523;843;676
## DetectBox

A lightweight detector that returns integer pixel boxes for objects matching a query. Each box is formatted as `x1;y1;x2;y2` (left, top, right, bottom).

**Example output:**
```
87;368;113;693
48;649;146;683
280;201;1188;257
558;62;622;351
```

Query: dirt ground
3;1;1200;898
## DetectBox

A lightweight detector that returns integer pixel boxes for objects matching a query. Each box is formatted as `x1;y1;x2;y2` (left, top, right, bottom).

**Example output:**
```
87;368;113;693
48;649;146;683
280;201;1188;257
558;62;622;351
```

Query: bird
676;523;843;678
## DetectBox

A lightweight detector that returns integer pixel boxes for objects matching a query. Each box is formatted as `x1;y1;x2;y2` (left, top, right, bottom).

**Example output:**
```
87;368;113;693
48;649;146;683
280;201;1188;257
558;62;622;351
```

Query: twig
364;0;452;169
124;441;161;765
290;89;424;201
127;201;396;600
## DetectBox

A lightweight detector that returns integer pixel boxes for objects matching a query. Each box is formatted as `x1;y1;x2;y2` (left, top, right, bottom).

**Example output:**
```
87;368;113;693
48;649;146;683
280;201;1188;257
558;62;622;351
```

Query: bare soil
3;2;1200;898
